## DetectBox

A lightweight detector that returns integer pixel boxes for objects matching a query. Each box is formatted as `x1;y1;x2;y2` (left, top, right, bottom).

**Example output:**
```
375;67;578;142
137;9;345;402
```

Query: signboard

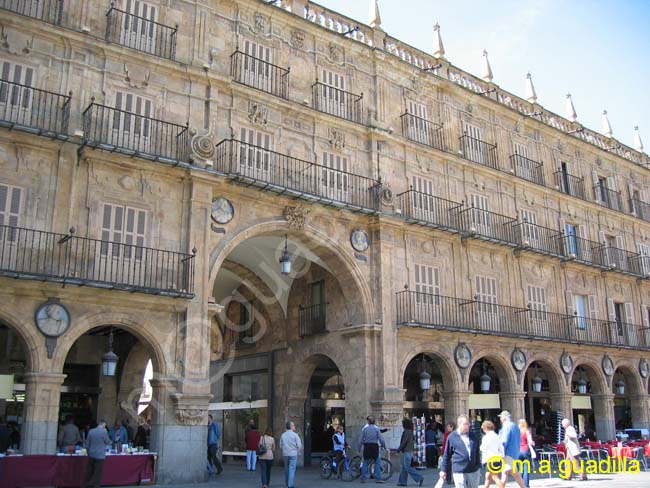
571;395;592;409
468;393;501;409
0;374;14;399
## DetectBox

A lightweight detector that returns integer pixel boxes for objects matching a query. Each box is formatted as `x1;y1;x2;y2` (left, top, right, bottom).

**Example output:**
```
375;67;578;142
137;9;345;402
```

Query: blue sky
315;0;650;152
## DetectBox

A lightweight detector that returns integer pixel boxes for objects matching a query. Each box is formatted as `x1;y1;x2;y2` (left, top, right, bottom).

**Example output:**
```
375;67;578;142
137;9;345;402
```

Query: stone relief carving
290;29;305;49
0;24;33;55
416;153;433;174
123;63;150;89
380;185;394;206
117;175;137;192
328;128;346;150
189;128;215;166
284;205;310;229
328;43;344;63
248;102;268;126
253;13;268;33
176;408;207;426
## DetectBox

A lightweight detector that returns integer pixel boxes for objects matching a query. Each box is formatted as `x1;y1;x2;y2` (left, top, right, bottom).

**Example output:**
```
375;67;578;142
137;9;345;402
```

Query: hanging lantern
615;378;625;395
101;328;119;377
419;370;432;392
577;378;588;395
279;235;292;275
532;374;543;393
480;372;491;393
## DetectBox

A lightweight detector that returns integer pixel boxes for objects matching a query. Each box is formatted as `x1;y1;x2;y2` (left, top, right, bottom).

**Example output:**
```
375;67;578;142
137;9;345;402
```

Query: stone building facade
0;0;649;482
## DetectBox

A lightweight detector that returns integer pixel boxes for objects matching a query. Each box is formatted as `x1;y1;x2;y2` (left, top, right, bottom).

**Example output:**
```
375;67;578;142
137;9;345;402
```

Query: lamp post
279;235;292;275
101;327;119;377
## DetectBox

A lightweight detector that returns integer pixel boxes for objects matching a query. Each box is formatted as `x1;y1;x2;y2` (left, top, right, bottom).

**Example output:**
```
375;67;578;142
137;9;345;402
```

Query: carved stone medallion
284;206;310;229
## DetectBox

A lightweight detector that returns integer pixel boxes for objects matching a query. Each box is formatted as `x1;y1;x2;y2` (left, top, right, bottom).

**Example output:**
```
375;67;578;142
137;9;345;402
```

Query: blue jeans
398;451;423;484
360;454;382;481
284;455;297;487
259;459;273;486
518;450;530;487
246;450;257;470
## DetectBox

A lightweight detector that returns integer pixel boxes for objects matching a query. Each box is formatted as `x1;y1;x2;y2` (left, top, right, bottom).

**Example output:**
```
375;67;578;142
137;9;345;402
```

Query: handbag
257;436;267;456
527;433;537;459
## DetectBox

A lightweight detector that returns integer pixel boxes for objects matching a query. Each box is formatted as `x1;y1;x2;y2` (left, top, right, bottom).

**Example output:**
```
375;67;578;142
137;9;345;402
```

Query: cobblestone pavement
137;464;650;487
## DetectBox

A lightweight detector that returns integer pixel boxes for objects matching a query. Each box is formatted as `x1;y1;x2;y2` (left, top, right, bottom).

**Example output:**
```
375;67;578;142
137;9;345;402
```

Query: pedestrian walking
562;418;587;481
258;428;275;488
357;415;386;483
425;423;438;468
245;422;261;471
497;411;525;488
207;414;223;475
81;420;112;488
517;419;535;487
439;414;481;488
279;421;302;488
479;420;504;488
397;418;424;486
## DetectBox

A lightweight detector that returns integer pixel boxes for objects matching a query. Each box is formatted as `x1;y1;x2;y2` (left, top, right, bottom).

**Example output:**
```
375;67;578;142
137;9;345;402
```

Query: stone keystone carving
284;205;310;230
172;393;212;426
290;29;305;49
328;128;345;150
123;63;151;89
176;408;207;426
248;102;269;126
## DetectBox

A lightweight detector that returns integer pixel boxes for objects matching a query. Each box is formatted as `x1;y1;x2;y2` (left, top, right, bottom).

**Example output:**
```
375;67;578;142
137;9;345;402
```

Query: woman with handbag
258;428;275;488
517;420;535;488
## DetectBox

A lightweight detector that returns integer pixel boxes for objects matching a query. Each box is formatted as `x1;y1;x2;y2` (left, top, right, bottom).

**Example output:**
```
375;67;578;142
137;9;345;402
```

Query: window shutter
591;170;599;187
642;305;649;331
606;298;615;321
0;184;22;229
607;176;617;192
589;295;598;319
624;302;634;324
566;291;574;315
598;230;606;245
615;235;624;250
578;224;587;240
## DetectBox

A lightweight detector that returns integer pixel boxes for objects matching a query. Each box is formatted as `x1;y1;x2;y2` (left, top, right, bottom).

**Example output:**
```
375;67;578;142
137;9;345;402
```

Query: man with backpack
358;416;386;483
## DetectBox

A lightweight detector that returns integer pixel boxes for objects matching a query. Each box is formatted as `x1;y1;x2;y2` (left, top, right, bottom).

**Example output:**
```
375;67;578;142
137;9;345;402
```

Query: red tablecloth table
609;446;634;458
0;453;156;488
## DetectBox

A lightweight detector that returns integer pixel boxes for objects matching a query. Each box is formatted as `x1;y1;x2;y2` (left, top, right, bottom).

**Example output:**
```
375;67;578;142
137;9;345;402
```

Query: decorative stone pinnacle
369;0;382;29
634;126;644;152
602;110;613;138
482;50;493;83
565;93;577;122
525;72;537;104
433;22;445;59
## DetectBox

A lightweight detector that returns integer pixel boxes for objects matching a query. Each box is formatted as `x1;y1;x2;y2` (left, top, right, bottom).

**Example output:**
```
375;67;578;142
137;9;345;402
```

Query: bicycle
320;447;357;481
350;447;393;481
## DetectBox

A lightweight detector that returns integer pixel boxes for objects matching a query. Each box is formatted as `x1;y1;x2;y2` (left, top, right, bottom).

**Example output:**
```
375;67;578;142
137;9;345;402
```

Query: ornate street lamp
576;367;587;395
531;363;543;393
279;235;292;275
101;327;119;377
419;355;431;392
480;360;491;393
615;372;625;395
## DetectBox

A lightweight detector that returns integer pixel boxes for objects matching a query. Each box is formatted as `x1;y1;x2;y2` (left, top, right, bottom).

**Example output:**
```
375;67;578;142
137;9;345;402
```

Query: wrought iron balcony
509;154;545;186
401;112;444;151
593;185;623;212
562;235;607;268
0;224;195;297
456;206;519;246
230;50;290;99
630;255;650;278
395;290;649;350
0;0;62;24
515;221;564;258
312;81;363;124
82;100;190;164
459;133;498;169
0;80;71;138
106;4;177;60
600;245;642;276
214;139;380;213
299;303;327;337
396;189;462;232
630;197;650;222
554;170;586;200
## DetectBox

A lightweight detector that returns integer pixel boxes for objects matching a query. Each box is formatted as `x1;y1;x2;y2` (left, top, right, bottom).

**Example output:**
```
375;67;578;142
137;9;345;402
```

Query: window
527;286;547;319
513;142;528;158
559;162;570;194
310;280;325;319
462;122;489;165
322;152;349;199
0;61;35;115
319;69;349;118
596;176;608;203
112;91;153;144
564;223;586;258
638;243;650;276
242;39;272;87
513;142;537;181
411;176;435;218
239;127;272;177
122;0;158;54
237;302;256;345
415;264;440;305
100;203;146;259
469;194;489;234
475;275;497;315
0;184;22;242
570;294;596;330
405;101;430;144
520;209;539;247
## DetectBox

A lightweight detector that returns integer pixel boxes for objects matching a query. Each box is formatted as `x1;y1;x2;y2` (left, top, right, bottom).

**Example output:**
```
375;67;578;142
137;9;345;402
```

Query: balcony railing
396;189;462;232
601;246;641;276
554;170;586;200
82;100;189;163
509;154;545;186
0;224;195;297
214;139;380;213
630;255;650;278
299;303;327;337
593;185;623;212
456;207;519;246
106;5;177;60
0;0;62;24
459;133;498;169
515;222;564;257
230;50;290;99
401;112;444;151
0;80;71;138
630;198;650;222
563;235;607;268
312;82;363;124
395;290;649;350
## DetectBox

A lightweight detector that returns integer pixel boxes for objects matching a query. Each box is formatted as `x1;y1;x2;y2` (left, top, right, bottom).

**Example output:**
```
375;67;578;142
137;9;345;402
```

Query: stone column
371;395;406;450
149;378;212;483
500;391;527;421
591;393;615;441
443;390;470;425
629;394;650;429
22;372;66;454
548;392;573;419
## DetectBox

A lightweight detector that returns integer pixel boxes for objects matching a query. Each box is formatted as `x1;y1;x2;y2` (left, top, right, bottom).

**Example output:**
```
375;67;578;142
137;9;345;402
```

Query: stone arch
208;218;374;325
285;349;352;403
523;356;566;393
613;360;645;397
399;345;461;393
117;341;152;419
52;311;167;377
0;309;41;372
570;357;608;394
468;350;517;392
